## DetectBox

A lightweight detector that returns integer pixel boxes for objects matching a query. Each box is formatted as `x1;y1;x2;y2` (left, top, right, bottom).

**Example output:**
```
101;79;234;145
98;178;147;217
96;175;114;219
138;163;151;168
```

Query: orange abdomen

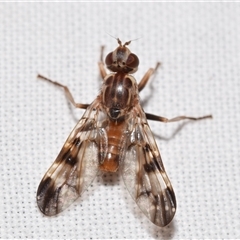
99;120;126;172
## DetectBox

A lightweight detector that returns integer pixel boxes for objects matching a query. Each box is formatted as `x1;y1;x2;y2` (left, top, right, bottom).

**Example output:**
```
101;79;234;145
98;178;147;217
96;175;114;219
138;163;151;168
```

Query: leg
138;62;161;92
37;74;89;109
146;112;212;122
98;46;107;80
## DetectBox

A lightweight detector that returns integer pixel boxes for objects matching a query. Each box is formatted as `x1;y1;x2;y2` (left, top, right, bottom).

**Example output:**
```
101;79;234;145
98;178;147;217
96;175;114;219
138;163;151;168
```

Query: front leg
138;62;161;92
98;46;107;80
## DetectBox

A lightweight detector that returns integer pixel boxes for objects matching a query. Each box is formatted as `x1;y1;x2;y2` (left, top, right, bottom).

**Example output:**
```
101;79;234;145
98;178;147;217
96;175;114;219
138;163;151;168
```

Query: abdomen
99;120;126;172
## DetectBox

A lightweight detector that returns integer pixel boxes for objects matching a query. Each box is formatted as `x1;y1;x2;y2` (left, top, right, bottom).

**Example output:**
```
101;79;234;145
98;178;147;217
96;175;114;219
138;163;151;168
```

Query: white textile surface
0;3;239;239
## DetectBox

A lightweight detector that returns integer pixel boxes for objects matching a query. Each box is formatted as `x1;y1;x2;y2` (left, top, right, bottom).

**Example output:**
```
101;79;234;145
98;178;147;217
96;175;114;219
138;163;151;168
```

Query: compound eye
126;53;139;69
105;52;113;65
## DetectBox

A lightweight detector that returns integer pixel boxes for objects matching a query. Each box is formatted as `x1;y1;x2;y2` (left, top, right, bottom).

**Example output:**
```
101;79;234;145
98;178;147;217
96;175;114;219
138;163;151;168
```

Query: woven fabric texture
0;3;239;239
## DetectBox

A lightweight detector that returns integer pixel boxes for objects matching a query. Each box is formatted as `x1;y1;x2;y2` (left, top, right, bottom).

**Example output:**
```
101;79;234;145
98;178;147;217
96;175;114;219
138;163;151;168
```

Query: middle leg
146;112;213;122
37;74;89;109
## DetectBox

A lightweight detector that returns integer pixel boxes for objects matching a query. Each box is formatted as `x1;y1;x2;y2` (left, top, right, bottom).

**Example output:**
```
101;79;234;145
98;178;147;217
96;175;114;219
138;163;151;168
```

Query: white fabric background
0;2;239;239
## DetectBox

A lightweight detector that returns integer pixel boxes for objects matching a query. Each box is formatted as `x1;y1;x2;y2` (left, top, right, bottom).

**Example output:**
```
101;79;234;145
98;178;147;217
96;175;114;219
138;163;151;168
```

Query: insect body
37;39;212;227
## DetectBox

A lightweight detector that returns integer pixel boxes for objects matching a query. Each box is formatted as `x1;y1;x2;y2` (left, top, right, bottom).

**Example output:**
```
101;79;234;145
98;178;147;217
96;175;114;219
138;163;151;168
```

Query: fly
37;38;212;227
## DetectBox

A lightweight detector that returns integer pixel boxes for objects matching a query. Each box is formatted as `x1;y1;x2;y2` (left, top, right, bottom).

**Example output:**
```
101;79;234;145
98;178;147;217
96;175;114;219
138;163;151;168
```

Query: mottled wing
37;100;105;216
122;106;176;227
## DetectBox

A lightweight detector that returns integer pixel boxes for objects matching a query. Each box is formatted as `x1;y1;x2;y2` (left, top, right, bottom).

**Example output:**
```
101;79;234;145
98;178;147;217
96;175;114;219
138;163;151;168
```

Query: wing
121;105;176;227
37;99;107;216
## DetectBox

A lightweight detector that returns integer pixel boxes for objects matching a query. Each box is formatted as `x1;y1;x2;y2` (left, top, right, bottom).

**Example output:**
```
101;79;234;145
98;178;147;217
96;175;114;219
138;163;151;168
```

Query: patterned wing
37;100;107;216
121;106;176;227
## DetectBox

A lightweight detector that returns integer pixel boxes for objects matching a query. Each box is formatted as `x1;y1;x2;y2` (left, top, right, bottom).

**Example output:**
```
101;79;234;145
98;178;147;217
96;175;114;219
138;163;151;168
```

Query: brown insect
37;38;212;227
